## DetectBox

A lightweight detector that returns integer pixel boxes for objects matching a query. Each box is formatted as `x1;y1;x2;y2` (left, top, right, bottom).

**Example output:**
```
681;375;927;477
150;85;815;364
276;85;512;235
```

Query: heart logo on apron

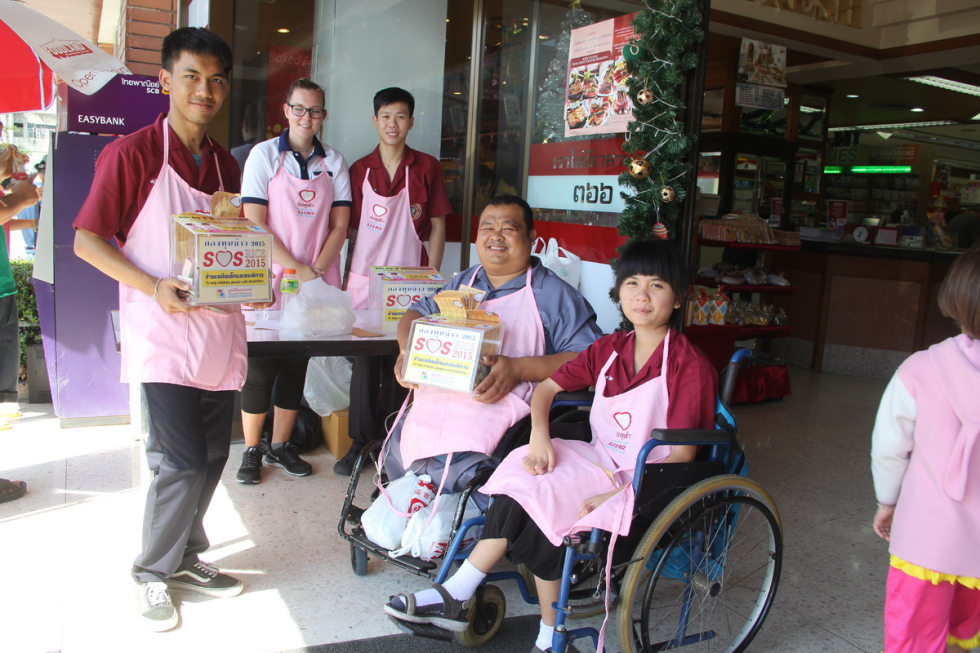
373;204;388;217
215;251;233;267
613;412;632;431
299;190;316;202
396;294;412;307
426;338;442;353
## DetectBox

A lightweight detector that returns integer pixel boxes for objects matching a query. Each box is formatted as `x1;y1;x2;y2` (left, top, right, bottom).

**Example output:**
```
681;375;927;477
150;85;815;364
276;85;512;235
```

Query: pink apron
481;330;671;543
266;150;340;309
398;265;545;466
118;122;247;391
481;330;672;652
347;167;423;310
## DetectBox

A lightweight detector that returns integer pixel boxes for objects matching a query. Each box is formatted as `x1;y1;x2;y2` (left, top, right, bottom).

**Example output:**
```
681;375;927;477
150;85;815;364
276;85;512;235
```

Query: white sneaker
137;581;178;632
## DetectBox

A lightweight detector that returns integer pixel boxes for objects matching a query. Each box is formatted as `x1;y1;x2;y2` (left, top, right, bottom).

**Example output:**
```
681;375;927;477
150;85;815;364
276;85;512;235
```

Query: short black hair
374;87;415;117
613;239;689;329
162;27;232;76
485;195;534;233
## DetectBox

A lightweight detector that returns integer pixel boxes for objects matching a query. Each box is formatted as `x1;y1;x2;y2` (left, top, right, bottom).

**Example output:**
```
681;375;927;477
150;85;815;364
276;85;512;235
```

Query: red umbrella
0;0;130;113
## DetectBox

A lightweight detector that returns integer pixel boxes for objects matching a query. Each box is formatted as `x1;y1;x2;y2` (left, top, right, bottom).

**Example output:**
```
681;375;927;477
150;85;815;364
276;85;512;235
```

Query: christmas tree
617;0;703;244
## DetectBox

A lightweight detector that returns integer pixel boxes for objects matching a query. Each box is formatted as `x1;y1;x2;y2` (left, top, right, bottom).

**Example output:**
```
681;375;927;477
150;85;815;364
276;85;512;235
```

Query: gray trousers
0;294;19;403
132;383;235;583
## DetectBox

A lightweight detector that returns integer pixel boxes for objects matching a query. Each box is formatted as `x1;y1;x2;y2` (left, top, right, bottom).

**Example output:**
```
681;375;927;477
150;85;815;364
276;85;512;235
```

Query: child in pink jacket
871;243;980;653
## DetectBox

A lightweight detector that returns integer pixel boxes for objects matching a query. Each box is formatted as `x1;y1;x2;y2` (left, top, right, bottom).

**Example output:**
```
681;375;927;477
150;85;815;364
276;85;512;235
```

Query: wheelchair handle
719;348;752;407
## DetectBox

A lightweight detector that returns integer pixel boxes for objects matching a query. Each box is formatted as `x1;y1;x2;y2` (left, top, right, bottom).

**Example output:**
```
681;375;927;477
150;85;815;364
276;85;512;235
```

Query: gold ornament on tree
629;158;652;179
660;186;676;202
637;88;655;105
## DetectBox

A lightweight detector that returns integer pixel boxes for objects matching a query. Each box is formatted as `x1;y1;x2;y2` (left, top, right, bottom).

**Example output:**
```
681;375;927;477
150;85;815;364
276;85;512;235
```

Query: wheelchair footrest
348;532;438;574
389;616;455;642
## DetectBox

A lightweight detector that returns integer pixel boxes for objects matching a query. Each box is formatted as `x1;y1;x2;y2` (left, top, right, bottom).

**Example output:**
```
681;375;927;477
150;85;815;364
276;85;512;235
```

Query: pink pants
884;566;980;652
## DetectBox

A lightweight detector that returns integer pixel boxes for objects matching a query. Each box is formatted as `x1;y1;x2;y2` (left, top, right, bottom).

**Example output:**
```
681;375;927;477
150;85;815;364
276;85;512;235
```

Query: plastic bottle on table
280;268;299;312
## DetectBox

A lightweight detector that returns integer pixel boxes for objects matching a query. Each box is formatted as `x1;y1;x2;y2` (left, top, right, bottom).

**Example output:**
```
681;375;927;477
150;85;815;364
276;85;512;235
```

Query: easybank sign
526;139;629;213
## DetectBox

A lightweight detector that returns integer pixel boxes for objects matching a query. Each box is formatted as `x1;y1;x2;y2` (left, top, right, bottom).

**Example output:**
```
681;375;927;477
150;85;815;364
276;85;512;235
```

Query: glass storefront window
799;94;827;141
740;96;788;138
227;0;317;157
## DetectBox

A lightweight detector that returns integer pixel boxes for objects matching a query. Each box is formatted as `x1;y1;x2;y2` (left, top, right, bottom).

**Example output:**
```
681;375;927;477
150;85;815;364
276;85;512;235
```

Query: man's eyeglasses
287;104;326;119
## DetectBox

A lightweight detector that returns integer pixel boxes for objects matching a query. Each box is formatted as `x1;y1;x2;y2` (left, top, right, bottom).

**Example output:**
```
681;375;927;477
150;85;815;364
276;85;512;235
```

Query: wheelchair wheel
617;475;782;653
455;585;505;648
350;542;368;576
519;556;606;619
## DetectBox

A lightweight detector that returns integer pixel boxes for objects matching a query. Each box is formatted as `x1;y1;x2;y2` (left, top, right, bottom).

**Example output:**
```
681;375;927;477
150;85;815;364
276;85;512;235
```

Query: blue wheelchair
389;349;783;651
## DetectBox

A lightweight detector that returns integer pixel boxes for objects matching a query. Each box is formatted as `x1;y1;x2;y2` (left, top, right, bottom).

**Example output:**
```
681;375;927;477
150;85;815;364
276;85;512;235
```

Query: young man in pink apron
236;78;351;484
381;196;602;506
73;28;248;632
386;239;718;653
336;87;453;476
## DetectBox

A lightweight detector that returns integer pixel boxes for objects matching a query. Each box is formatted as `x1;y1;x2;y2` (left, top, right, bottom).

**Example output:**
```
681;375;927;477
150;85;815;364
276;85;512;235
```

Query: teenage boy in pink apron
385;239;717;653
381;195;602;506
73;29;251;633
236;78;351;484
336;87;453;476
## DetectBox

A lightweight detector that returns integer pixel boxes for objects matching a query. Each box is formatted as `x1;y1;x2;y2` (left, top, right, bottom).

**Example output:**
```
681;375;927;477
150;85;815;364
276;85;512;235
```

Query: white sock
535;619;555;651
413;559;486;607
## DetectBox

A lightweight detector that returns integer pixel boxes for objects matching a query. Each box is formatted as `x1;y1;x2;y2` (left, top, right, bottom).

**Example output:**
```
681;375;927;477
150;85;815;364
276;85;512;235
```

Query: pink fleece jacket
871;334;980;577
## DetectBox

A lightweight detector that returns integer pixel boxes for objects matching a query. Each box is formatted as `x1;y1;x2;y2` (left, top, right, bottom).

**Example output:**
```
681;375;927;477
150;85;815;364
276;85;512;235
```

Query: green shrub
9;258;40;378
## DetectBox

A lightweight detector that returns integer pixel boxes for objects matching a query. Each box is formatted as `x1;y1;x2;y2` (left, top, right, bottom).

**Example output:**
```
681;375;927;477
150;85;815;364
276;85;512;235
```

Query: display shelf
699;239;801;252
685;324;793;340
695;279;797;295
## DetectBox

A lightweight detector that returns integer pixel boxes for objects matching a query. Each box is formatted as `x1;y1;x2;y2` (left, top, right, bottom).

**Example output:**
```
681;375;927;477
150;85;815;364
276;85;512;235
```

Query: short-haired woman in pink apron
385;239;718;653
237;78;351;484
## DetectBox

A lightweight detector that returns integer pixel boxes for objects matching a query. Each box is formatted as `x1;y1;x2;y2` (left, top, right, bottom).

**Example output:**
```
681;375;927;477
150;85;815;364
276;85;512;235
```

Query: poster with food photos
564;13;639;137
737;38;787;88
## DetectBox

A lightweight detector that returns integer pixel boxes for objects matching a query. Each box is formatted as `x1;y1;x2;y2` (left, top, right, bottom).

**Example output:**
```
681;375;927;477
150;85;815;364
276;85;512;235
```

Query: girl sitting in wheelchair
385;238;718;652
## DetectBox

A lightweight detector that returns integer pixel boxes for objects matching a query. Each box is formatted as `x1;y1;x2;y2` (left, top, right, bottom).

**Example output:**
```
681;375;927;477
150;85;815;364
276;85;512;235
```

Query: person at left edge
236;78;352;484
73;28;252;633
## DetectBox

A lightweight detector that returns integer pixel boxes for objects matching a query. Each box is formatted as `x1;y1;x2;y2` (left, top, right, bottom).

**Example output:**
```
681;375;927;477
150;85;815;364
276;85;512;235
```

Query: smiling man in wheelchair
380;194;603;504
385;238;720;653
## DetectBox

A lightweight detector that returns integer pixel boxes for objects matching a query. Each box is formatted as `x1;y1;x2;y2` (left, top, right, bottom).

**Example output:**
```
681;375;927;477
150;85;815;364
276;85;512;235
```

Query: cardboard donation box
402;286;505;393
171;212;273;305
401;316;504;393
370;266;446;332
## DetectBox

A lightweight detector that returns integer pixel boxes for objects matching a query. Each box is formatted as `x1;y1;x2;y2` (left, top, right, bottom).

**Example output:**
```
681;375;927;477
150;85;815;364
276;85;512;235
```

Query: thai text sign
527;138;629;212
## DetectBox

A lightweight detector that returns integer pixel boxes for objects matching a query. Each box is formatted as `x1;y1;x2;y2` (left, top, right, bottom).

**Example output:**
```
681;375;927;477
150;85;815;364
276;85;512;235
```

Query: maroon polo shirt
349;145;452;265
73;113;241;245
550;330;718;431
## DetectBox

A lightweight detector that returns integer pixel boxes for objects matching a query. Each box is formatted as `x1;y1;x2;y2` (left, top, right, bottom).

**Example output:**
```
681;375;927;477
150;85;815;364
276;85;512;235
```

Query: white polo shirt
241;130;352;208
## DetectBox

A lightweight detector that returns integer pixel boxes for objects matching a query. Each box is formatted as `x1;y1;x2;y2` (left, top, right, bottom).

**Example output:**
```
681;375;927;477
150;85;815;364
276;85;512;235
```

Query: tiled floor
0;368;969;653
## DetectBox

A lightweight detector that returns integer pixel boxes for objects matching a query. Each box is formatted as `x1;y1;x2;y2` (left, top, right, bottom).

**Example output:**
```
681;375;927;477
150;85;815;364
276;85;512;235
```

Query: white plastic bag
279;279;355;338
361;472;435;550
303;356;352;416
390;493;483;561
532;237;582;289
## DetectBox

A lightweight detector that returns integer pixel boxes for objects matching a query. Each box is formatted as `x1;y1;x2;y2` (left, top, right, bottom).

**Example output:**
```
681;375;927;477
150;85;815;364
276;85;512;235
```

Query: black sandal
0;478;26;504
384;582;471;632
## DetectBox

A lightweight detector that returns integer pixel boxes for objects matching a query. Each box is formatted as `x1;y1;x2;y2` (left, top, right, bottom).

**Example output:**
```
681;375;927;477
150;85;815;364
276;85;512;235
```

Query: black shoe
236;446;263;484
332;445;364;476
167;561;243;598
264;442;312;476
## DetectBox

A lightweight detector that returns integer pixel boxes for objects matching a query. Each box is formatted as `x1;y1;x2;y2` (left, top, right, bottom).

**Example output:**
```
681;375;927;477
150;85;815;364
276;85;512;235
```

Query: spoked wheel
350;542;368;576
617;476;782;653
455;585;506;648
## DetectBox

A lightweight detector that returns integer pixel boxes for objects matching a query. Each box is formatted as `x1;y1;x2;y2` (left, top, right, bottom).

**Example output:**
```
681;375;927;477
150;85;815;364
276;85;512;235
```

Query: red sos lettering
412;337;453;355
203;252;214;267
201;252;244;267
386;294;423;307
